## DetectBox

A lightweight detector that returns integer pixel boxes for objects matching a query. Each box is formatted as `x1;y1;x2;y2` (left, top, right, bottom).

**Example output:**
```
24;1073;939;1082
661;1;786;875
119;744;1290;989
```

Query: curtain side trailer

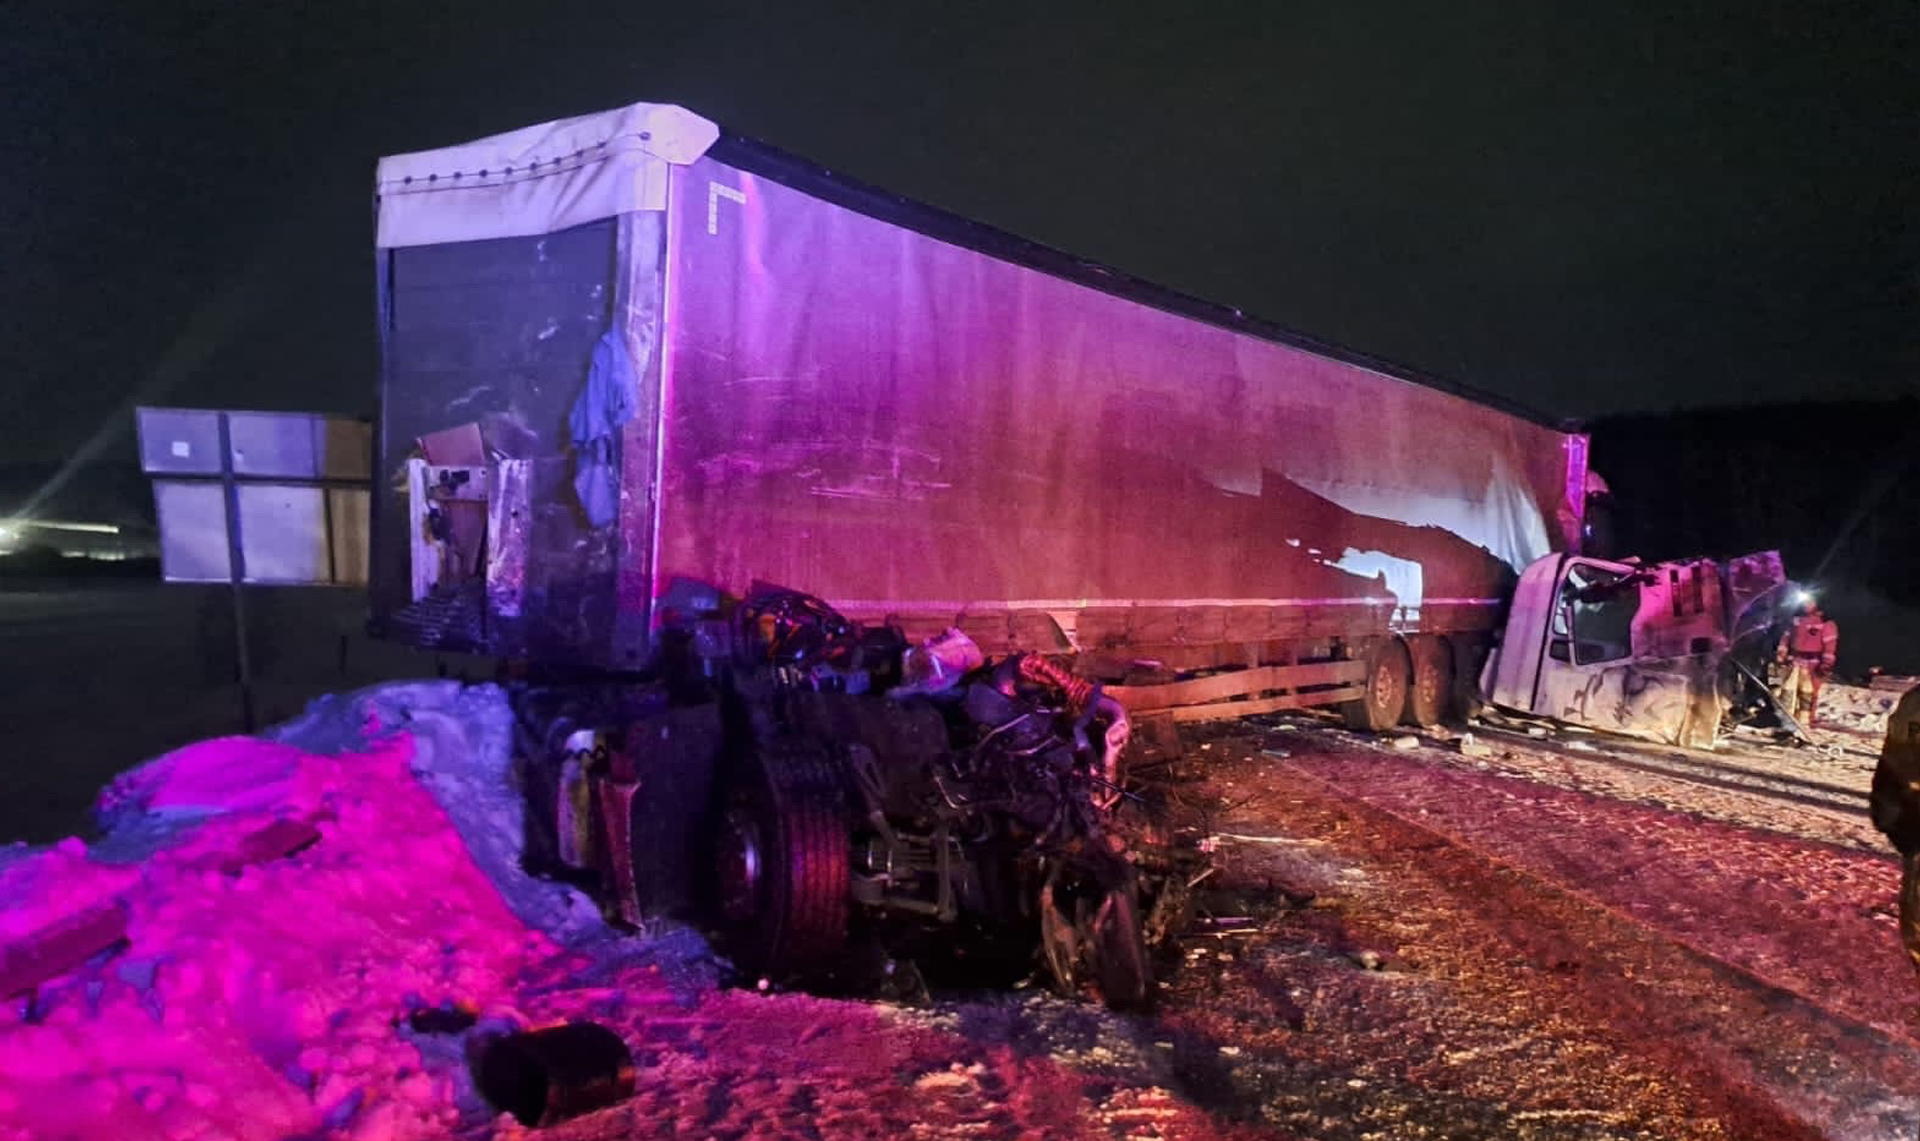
367;102;1597;1003
371;101;1591;731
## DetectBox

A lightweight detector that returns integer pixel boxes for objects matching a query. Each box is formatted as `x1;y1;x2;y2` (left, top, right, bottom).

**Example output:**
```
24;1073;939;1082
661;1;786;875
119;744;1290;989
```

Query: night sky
4;3;1917;472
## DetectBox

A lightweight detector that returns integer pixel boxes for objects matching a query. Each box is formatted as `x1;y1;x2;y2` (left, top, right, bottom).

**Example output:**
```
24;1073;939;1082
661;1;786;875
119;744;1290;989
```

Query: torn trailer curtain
370;100;1588;669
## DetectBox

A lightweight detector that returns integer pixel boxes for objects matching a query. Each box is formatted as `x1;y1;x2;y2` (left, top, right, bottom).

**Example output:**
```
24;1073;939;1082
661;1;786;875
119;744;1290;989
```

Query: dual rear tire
1340;635;1456;732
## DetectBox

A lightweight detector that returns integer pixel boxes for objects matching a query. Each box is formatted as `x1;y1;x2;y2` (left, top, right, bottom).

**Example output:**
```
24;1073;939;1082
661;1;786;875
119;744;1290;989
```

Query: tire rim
1415;660;1440;711
716;806;764;925
1373;660;1399;709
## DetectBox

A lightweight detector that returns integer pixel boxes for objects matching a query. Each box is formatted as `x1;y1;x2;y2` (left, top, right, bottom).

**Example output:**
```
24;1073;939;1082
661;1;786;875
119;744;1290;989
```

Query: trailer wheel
713;738;850;979
1402;635;1456;727
1341;638;1411;732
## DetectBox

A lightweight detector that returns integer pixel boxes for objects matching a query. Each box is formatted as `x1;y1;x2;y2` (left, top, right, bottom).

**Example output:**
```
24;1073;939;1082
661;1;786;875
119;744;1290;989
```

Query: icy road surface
0;680;1916;1140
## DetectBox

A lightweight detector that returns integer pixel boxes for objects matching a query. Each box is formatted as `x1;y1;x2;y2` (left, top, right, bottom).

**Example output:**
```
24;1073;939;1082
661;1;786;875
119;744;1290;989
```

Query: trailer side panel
651;157;1580;654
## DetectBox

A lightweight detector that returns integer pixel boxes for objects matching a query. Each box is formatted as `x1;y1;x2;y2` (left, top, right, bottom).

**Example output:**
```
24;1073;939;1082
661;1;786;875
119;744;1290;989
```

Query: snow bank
267;681;613;948
0;681;712;1141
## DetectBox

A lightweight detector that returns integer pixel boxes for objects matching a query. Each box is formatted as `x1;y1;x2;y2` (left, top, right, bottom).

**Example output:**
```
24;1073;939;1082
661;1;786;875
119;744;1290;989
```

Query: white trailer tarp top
374;101;719;248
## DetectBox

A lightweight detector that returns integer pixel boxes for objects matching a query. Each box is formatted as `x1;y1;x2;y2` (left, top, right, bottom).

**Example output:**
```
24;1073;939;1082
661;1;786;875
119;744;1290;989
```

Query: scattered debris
192;815;325;875
0;674;1911;1139
1459;735;1495;759
1347;949;1386;971
0;900;130;1001
1391;735;1420;751
471;1021;636;1128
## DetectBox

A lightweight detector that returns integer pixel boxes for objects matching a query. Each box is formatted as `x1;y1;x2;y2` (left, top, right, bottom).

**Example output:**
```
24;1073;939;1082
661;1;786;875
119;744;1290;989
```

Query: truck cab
1483;550;1789;747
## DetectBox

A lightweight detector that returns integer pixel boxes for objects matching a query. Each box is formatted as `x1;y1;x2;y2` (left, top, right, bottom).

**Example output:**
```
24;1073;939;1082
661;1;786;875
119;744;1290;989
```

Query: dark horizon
5;3;1918;471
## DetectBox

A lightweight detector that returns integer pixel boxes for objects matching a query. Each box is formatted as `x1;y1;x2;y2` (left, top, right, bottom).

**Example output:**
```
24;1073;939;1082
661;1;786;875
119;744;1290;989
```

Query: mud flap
594;777;644;928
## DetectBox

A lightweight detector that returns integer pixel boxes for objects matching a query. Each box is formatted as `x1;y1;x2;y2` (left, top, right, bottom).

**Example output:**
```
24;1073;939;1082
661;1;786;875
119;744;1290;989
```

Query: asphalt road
0;579;471;843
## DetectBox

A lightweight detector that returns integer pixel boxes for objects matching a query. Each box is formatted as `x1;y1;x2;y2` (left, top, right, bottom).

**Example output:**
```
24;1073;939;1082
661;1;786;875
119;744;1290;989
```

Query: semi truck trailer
365;101;1773;1005
370;101;1591;723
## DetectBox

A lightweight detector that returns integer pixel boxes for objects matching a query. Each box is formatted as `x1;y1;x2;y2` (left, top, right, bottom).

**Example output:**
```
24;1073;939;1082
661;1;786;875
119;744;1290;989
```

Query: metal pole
215;413;256;732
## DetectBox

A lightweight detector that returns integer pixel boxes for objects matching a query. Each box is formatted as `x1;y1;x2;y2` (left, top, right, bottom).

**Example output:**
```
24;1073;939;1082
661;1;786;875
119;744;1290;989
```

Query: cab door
1533;558;1716;744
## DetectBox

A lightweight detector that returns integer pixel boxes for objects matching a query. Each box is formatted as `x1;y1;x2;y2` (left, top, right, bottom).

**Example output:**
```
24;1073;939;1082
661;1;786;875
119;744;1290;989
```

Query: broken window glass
1554;564;1638;665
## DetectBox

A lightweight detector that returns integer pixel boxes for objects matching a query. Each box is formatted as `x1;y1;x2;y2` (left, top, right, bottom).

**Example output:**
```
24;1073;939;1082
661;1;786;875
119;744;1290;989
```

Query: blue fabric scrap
568;329;639;528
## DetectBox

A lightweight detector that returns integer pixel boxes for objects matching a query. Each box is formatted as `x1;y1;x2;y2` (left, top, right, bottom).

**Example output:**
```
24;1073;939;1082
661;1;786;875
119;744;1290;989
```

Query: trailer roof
373;102;719;249
709;133;1575;432
374;99;1575;431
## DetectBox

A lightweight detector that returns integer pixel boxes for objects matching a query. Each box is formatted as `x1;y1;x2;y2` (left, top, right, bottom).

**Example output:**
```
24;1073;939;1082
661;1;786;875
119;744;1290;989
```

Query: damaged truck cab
1482;550;1791;748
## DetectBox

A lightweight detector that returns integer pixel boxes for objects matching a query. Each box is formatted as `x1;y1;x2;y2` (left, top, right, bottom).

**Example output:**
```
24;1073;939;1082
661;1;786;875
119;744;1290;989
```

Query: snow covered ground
1811;680;1906;738
5;672;1918;1140
0;683;712;1141
0;683;1252;1141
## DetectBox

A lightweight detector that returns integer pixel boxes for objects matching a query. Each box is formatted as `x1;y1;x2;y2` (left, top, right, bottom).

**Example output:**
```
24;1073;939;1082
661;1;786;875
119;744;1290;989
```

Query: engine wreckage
519;586;1207;1010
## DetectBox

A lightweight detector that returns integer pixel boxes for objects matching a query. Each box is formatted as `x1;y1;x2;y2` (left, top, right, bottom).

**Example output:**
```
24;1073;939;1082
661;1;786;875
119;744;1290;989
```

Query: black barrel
473;1021;636;1127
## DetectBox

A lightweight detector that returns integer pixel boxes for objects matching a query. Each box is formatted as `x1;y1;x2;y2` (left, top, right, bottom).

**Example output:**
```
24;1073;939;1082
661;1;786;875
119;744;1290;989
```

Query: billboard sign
136;408;373;586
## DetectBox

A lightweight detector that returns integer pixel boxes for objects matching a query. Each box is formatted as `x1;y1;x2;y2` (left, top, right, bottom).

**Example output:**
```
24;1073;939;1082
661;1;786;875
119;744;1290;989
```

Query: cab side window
1549;565;1637;665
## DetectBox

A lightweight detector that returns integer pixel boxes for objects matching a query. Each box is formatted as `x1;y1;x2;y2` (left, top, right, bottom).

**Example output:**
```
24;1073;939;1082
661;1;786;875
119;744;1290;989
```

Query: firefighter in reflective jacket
1774;600;1838;726
1871;687;1920;983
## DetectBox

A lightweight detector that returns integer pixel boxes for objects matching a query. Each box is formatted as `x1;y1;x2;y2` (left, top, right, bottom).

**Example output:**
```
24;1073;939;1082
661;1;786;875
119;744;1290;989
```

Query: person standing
1871;687;1920;983
1775;599;1839;727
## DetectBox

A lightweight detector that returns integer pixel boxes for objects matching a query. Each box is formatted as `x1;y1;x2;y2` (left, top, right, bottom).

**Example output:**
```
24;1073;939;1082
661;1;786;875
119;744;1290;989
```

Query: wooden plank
1076;604;1399;654
1176;606;1229;645
1164;684;1366;723
1008;611;1072;652
1109;661;1367;711
0;901;130;998
182;816;326;875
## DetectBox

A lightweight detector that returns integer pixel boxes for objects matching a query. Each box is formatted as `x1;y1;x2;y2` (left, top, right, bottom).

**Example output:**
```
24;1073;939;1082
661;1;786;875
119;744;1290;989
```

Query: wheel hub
1416;662;1440;706
716;807;764;924
1373;661;1398;705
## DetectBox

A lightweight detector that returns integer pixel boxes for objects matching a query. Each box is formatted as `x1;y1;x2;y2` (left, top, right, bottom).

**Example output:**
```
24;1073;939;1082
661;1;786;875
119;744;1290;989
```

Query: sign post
213;412;258;730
